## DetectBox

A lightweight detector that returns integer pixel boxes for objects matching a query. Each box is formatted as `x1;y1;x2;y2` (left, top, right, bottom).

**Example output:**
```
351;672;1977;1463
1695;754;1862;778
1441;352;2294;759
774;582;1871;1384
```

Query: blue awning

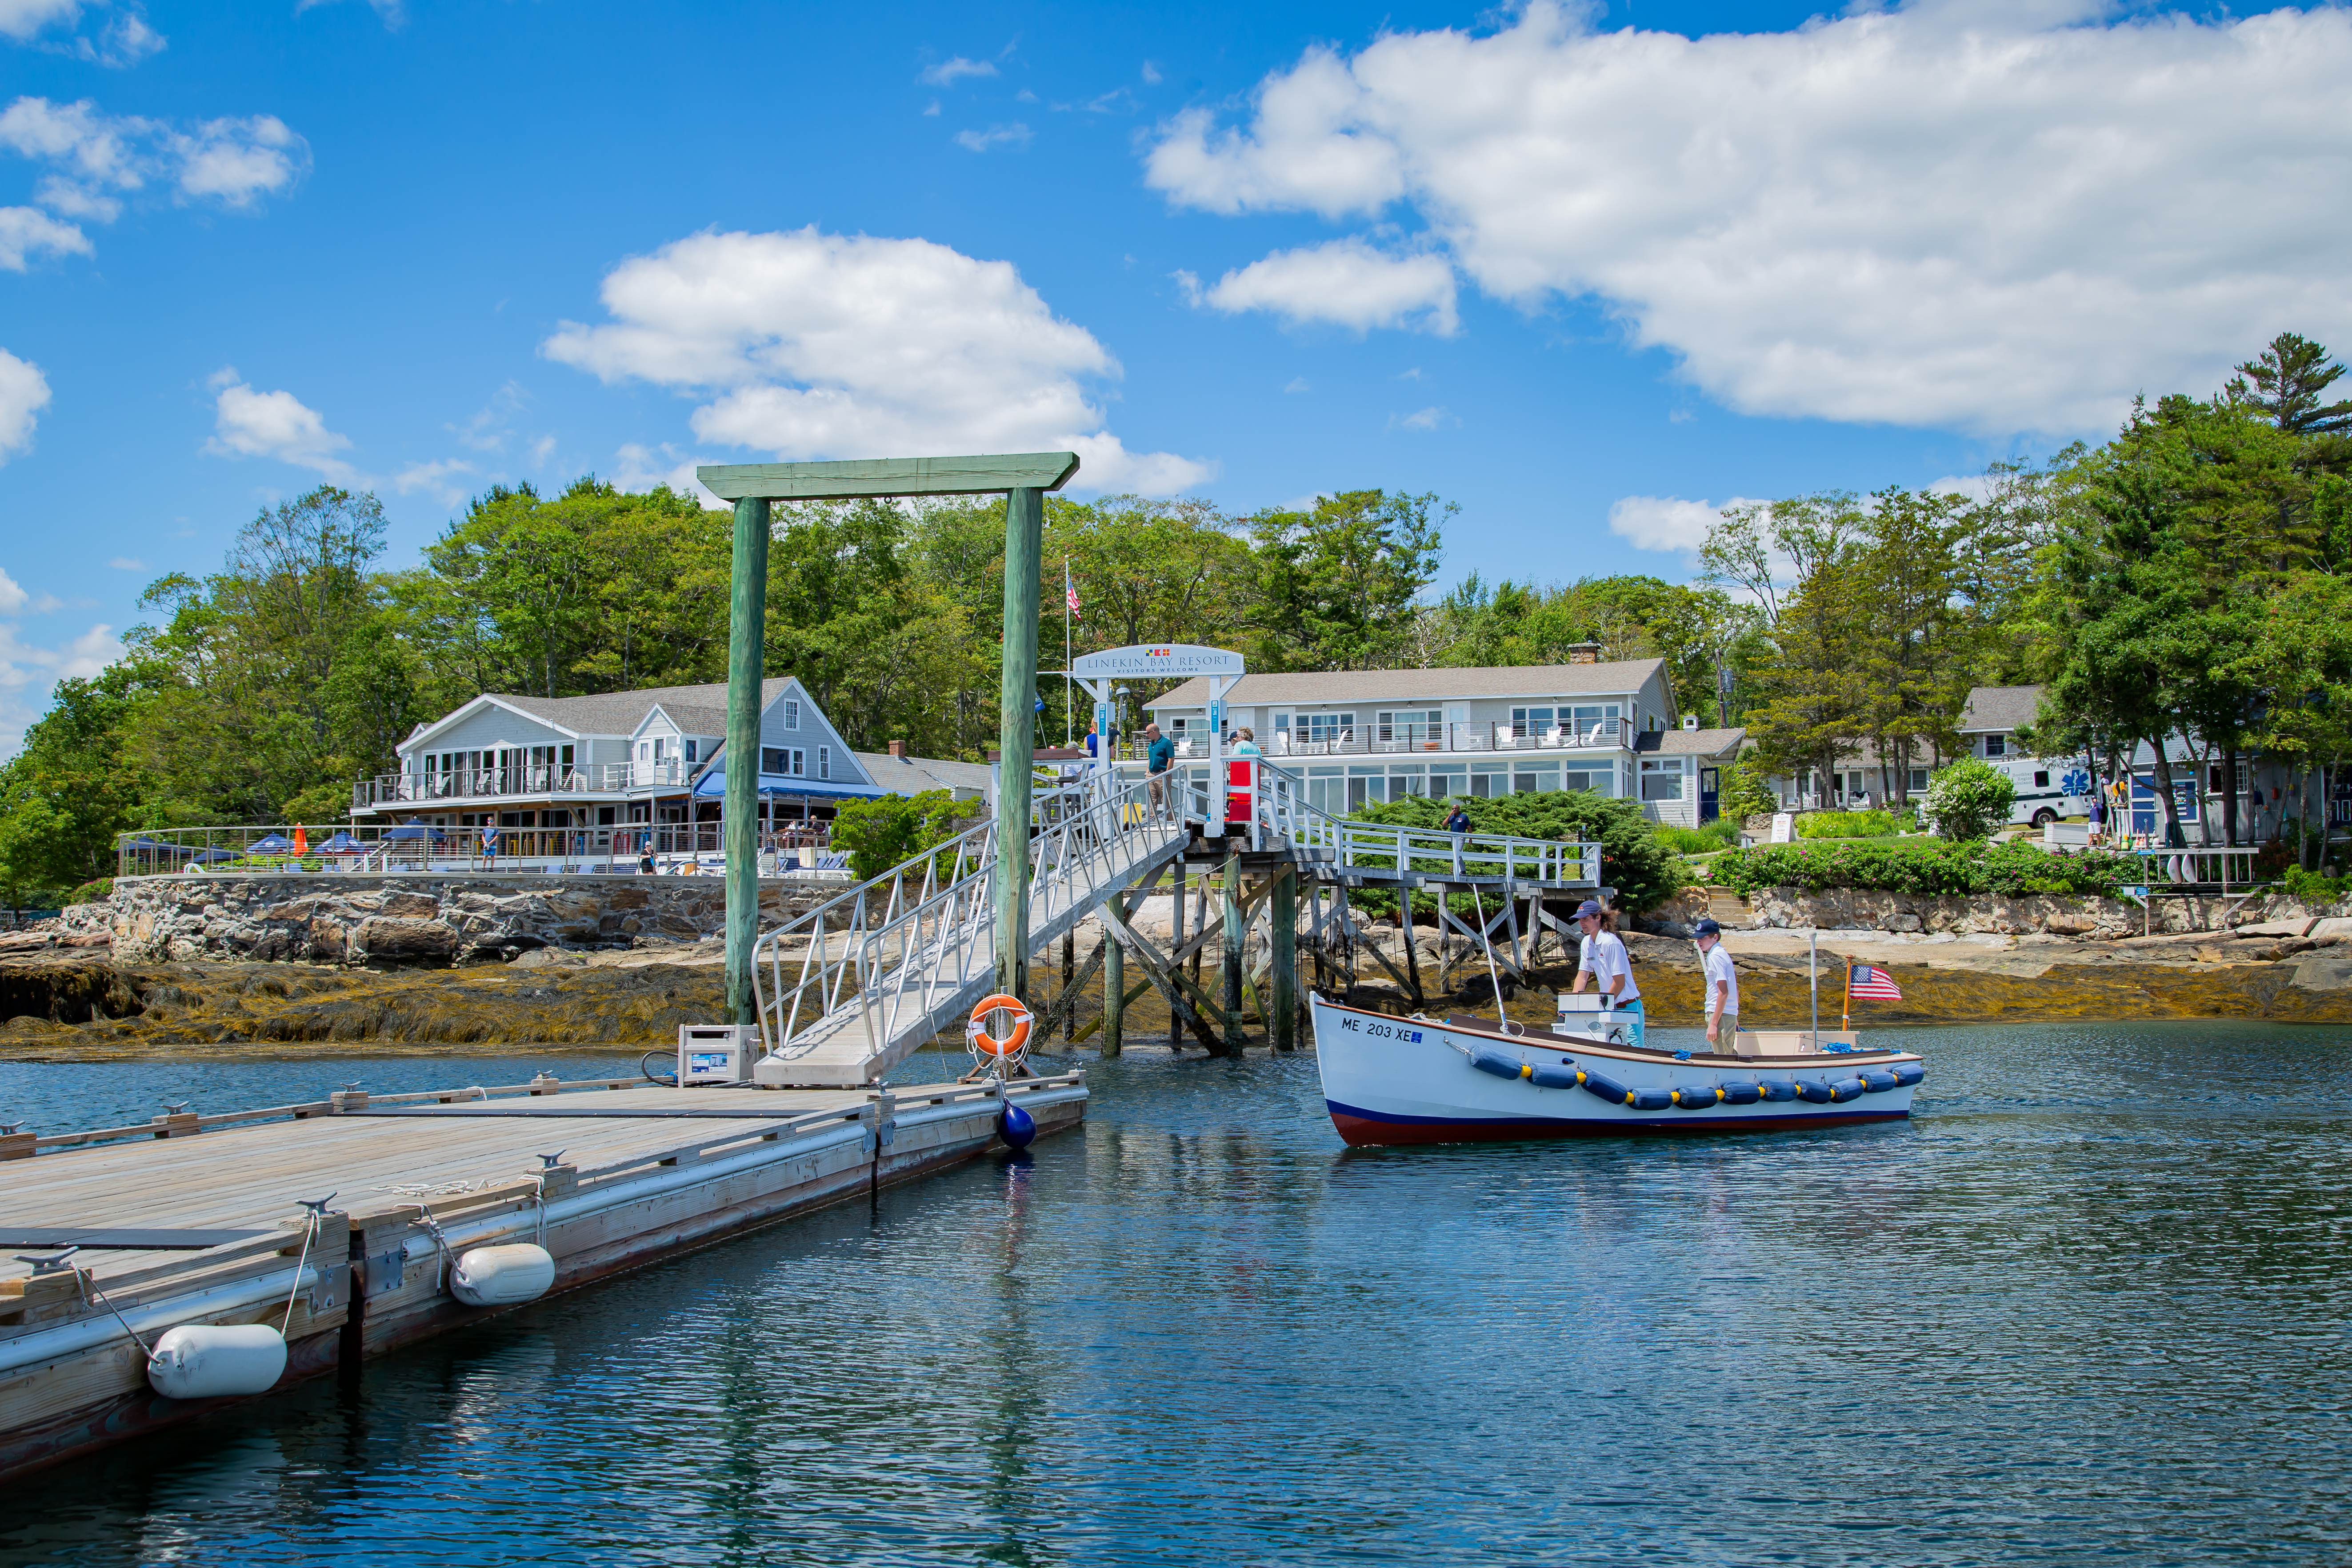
690;771;884;802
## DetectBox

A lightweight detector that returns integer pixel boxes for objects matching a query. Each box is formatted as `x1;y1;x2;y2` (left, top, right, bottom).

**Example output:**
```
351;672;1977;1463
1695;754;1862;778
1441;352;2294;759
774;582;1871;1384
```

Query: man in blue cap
1694;918;1738;1050
1570;898;1642;1046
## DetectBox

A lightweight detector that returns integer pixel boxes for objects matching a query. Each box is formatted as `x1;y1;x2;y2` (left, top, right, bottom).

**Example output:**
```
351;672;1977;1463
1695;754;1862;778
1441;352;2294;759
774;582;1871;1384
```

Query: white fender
449;1243;556;1307
146;1323;288;1400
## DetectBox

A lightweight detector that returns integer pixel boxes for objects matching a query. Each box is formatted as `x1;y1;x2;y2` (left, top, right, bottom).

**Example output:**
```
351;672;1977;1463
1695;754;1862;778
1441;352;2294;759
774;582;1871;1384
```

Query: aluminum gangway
750;770;1189;1086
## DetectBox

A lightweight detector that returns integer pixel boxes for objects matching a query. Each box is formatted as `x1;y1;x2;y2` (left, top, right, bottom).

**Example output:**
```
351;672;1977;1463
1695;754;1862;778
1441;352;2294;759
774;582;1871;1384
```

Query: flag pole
1063;556;1072;748
1808;930;1819;1047
1841;962;1852;1032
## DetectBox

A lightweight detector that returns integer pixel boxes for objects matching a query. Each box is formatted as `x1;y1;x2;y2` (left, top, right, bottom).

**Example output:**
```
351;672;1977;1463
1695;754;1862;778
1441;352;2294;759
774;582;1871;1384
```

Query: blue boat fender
1579;1070;1630;1105
1719;1080;1761;1105
1891;1061;1926;1087
1528;1061;1580;1089
1470;1046;1528;1081
1824;1076;1867;1102
1795;1079;1835;1104
1756;1079;1800;1102
1670;1084;1720;1109
996;1101;1037;1150
1856;1068;1900;1093
1628;1087;1676;1111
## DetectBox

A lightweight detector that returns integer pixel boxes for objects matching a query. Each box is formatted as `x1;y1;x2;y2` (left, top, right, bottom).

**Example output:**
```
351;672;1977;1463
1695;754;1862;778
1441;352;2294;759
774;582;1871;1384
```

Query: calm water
3;1021;2348;1566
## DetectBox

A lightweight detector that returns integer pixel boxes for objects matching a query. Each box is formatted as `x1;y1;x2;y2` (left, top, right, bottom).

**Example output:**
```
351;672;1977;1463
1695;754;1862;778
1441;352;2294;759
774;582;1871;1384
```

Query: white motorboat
1310;991;1924;1147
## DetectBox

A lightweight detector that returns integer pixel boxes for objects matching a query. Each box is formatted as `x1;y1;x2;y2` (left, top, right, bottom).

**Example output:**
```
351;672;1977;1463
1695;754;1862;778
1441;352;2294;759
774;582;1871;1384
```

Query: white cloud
921;56;997;85
204;369;357;481
1192;237;1456;334
0;205;91;268
106;556;140;569
0;347;49;460
0;620;119;761
0;0;82;41
0;96;307;245
953;122;1031;152
1141;61;1162;85
1284;376;1310;393
392;459;475;505
1927;472;1996;501
1144;1;2352;437
614;442;726;507
543;228;1212;496
1607;494;1766;557
0;567;25;612
1394;405;1452;432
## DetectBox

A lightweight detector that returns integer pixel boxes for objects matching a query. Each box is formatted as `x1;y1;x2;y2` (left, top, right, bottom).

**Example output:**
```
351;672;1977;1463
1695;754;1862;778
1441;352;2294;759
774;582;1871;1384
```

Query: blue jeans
1615;997;1646;1049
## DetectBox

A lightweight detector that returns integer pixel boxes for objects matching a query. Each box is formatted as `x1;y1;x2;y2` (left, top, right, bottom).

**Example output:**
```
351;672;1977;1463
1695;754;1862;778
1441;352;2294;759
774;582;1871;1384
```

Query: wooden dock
0;1069;1085;1481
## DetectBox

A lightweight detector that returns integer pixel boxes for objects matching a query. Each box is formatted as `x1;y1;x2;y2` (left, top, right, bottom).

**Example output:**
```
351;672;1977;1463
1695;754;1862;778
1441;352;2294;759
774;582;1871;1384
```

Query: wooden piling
1221;846;1244;1051
993;484;1044;1003
1271;865;1296;1052
1170;861;1187;1051
723;493;771;1026
1102;936;1124;1057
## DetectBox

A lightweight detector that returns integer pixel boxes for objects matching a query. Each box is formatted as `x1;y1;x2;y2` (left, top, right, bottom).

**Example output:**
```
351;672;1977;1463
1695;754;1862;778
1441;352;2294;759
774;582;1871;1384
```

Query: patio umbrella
320;830;363;853
248;833;295;853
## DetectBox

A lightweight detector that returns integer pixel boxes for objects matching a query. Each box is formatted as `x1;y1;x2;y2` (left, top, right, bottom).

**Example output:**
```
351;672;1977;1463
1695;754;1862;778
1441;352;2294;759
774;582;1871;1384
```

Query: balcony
351;759;701;810
1115;718;1625;762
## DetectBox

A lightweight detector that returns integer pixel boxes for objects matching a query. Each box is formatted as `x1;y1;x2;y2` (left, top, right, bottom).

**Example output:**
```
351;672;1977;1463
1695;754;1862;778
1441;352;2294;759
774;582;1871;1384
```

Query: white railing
352;759;708;808
1249;764;1602;886
1141;718;1625;763
752;769;1186;1068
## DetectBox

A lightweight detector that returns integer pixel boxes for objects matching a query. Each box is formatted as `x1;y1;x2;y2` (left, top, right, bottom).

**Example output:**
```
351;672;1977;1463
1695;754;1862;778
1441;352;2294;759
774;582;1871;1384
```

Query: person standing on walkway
1144;721;1175;816
1230;727;1260;756
1443;802;1473;836
1570;899;1644;1047
1694;917;1738;1049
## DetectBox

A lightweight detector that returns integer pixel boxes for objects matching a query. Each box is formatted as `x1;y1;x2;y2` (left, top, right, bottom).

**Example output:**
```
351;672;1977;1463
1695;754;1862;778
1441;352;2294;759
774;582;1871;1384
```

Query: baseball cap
1693;918;1721;937
1574;900;1605;920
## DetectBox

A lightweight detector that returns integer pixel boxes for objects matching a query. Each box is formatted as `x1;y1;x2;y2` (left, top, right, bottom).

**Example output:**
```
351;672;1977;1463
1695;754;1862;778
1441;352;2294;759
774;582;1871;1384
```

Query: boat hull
1311;996;1918;1147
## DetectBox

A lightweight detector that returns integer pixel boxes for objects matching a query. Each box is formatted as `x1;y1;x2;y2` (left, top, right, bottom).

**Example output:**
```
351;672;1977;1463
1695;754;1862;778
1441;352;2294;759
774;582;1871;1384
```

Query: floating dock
0;1069;1085;1481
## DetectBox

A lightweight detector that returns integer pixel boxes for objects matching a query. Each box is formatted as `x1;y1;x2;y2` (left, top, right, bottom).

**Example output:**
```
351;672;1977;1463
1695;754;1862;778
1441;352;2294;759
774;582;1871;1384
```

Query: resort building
1141;657;1745;826
348;677;891;856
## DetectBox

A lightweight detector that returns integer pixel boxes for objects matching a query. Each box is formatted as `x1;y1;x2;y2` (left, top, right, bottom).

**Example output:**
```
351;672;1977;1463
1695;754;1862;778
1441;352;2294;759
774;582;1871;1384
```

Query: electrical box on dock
677;1025;760;1085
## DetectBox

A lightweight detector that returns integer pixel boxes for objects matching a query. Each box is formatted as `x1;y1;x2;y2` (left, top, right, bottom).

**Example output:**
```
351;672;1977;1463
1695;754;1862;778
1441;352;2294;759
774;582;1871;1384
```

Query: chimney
1564;642;1601;665
888;739;907;759
1681;714;1698;731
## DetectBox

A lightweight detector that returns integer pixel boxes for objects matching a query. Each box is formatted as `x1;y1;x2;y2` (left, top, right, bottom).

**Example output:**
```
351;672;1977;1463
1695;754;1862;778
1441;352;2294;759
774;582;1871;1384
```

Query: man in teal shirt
1144;722;1176;815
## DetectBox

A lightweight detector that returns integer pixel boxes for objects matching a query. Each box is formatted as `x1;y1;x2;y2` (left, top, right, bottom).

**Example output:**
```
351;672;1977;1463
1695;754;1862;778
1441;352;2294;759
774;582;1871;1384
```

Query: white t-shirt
1701;942;1739;1019
1577;930;1640;1003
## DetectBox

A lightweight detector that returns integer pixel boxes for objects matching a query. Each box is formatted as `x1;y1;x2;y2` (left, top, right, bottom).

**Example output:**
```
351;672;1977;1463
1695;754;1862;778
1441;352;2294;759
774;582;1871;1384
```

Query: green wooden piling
1102;934;1124;1058
1271;865;1296;1051
1222;845;1244;1050
994;485;1043;1002
724;494;771;1026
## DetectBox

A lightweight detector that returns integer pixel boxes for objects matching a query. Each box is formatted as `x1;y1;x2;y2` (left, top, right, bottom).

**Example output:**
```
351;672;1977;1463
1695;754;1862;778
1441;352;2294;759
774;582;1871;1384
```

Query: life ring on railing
966;994;1033;1059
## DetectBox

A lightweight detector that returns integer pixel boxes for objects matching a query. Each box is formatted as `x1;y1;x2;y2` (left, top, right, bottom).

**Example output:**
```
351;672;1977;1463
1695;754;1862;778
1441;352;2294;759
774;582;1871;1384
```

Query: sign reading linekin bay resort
1072;644;1245;680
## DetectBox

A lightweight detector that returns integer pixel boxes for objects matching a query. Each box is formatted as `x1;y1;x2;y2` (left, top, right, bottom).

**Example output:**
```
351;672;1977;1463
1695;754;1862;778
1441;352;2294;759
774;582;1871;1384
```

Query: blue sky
2;0;2346;754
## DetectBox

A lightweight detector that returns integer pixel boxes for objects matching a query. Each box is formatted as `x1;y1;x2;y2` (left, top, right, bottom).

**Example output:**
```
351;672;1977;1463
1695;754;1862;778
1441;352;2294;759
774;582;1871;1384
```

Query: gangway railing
750;769;1187;1080
1246;763;1602;887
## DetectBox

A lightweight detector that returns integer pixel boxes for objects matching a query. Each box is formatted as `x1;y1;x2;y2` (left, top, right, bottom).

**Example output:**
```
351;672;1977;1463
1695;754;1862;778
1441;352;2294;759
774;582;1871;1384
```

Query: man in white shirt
1694;917;1738;1049
1570;899;1644;1047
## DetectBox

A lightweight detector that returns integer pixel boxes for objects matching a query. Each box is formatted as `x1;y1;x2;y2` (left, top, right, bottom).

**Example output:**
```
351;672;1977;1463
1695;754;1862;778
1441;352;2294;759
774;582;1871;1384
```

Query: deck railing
116;822;840;880
1101;718;1626;763
351;759;710;808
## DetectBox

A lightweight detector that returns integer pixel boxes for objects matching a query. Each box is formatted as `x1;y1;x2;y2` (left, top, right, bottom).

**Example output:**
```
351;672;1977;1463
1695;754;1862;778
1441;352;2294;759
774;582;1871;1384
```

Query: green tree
1249;490;1448;671
1920;757;2015;841
2229;332;2352;436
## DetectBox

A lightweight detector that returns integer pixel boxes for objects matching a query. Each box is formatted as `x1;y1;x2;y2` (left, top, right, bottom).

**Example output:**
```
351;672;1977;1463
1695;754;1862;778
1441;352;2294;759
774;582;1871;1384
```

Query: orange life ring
967;993;1033;1057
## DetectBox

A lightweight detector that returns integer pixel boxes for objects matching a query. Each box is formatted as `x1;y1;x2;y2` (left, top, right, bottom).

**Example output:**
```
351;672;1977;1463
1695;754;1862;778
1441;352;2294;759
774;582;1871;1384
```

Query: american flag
1065;580;1081;616
1848;964;1903;1000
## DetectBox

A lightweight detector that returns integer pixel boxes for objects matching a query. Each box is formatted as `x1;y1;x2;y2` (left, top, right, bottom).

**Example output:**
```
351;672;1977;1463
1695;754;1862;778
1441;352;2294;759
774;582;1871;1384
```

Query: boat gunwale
1309;994;1922;1068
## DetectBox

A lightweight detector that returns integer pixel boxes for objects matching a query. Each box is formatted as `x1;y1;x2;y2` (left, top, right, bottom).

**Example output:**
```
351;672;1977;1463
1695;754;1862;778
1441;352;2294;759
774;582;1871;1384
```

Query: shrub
1708;839;2134;898
828;790;979;881
1797;809;1897;840
2280;865;2351;905
1655;820;1740;855
1353;790;1681;911
1718;757;1777;821
67;876;113;905
1920;758;2016;841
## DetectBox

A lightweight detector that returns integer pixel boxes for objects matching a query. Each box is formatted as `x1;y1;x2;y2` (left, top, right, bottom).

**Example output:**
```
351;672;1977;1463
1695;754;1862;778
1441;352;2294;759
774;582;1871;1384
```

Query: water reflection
0;1023;2348;1565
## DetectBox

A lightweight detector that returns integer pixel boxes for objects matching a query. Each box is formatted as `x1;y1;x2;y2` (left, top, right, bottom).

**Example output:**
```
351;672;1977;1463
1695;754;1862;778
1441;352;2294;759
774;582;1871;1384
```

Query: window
1847;771;1865;796
597;807;616;826
652;738;666;762
559;744;574;770
1429;762;1468;797
638;742;650;762
1387;764;1428;799
762;747;787;774
784;699;800;731
1565;705;1618;743
1377;709;1443;744
1303;712;1355;744
1640;760;1684;801
1984;733;2007;757
1509;706;1556;738
2033;769;2050;788
1347;764;1384;810
684;739;698;765
1909;768;1930;792
789;749;806;776
818;745;830;781
1513;765;1561;794
1470;763;1509;798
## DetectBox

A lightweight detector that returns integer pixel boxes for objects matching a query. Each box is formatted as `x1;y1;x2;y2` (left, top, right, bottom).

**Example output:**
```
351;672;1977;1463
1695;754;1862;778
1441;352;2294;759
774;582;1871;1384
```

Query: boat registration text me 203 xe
1310;991;1924;1146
